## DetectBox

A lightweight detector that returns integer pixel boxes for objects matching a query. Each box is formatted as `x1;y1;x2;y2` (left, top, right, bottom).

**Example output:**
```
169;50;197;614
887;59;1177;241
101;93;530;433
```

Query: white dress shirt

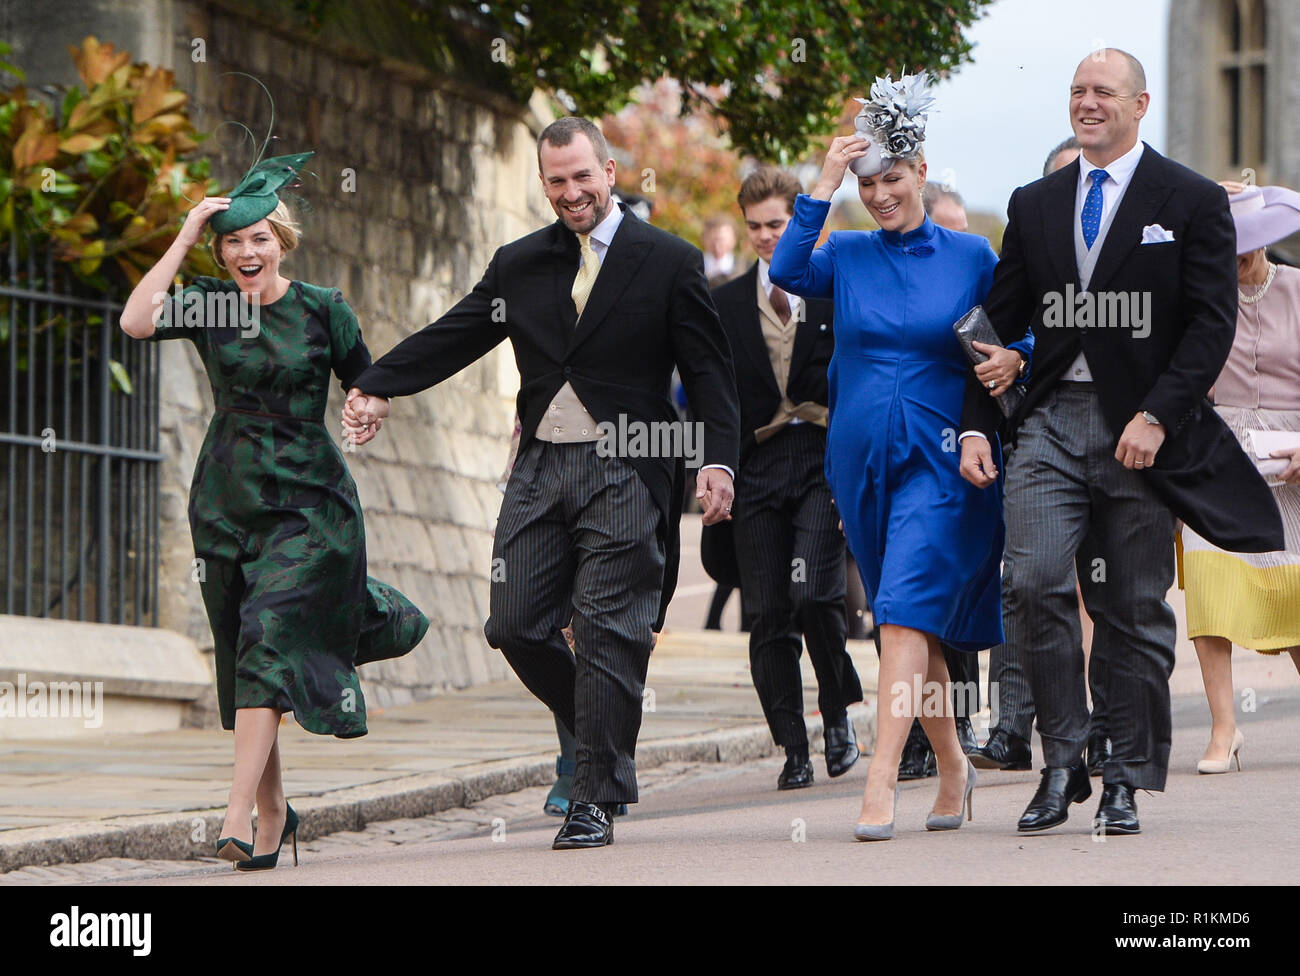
961;140;1147;441
757;258;803;324
540;203;734;479
1063;140;1146;381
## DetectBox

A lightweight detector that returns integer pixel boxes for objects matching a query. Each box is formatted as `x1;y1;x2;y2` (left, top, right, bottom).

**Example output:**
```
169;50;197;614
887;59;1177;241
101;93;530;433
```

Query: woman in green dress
120;155;428;870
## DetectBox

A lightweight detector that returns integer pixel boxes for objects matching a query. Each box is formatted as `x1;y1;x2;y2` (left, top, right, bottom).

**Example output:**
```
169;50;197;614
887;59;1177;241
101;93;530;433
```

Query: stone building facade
1167;0;1300;261
4;0;554;717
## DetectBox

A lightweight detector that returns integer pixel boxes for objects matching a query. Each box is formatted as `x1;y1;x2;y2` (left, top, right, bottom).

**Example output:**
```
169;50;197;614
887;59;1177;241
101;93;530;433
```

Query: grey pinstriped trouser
484;439;664;805
1001;385;1175;790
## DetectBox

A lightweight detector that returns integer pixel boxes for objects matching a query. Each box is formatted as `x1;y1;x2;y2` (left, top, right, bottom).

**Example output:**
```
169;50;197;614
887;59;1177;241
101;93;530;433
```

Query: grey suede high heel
853;789;898;841
926;758;976;830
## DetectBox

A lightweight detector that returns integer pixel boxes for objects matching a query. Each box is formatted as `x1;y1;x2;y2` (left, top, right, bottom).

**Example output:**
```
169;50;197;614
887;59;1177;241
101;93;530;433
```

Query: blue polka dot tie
1081;169;1109;250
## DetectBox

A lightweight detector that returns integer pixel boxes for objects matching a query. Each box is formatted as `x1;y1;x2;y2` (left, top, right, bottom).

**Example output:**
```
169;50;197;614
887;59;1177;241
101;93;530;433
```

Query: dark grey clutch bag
954;305;1023;418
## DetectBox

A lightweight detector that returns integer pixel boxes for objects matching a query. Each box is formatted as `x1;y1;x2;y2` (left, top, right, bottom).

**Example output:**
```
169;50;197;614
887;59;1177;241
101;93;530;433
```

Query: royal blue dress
770;194;1016;651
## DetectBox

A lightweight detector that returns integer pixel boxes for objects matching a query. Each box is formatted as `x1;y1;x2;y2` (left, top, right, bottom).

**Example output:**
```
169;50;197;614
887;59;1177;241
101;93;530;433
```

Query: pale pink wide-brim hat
1229;185;1300;255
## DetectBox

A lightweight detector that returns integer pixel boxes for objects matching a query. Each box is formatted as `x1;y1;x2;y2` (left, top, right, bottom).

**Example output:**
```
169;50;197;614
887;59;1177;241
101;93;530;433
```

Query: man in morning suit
959;49;1283;835
704;166;863;790
345;118;740;850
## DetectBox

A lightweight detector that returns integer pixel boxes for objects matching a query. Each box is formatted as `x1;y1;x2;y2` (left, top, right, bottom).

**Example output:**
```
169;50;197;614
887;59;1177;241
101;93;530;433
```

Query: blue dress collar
880;214;937;256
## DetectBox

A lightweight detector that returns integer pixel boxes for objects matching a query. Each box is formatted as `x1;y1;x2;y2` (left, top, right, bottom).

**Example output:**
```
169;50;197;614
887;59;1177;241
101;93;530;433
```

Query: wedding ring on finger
988;379;997;389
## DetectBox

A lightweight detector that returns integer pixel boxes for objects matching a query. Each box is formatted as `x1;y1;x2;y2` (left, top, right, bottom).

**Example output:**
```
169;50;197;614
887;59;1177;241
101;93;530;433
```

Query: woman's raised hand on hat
813;135;871;200
177;197;232;249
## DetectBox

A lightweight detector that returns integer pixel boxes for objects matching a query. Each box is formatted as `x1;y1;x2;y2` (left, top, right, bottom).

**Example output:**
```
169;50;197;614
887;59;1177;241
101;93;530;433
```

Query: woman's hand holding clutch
1270;446;1300;484
972;341;1022;397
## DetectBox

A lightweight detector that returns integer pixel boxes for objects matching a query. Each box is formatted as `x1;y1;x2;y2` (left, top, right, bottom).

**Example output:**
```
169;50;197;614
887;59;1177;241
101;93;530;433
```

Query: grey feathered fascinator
849;72;937;178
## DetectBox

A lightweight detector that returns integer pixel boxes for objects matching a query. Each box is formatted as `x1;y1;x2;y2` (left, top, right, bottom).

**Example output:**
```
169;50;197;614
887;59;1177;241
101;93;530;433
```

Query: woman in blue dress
771;109;1029;839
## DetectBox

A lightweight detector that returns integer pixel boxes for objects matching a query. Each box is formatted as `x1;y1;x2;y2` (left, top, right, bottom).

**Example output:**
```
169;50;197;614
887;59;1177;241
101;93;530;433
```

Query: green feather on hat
209;150;314;234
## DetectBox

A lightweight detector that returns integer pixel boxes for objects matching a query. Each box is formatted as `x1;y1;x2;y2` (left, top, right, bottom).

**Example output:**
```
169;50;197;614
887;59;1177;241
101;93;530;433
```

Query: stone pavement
0;629;879;874
3;510;1297;877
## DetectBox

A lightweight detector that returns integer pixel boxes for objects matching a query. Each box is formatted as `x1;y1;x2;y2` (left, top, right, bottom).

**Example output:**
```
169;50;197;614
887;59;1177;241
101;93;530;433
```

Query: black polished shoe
1085;731;1111;777
552;800;614;850
955;716;979;756
777;751;815;790
897;722;936;781
823;716;860;778
1094;783;1141;835
970;727;1032;771
1017;762;1092;833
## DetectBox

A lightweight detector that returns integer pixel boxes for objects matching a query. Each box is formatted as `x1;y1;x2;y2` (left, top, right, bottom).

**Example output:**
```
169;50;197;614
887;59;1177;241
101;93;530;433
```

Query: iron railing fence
0;235;161;625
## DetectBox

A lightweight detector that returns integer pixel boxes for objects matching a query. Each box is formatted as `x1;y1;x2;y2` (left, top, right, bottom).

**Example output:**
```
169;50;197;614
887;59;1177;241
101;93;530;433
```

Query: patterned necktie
769;285;792;325
572;234;599;317
1081;168;1109;250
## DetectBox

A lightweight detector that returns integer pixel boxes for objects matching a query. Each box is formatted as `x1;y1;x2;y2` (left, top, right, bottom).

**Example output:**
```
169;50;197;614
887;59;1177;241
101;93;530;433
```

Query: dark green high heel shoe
215;834;253;864
235;803;299;872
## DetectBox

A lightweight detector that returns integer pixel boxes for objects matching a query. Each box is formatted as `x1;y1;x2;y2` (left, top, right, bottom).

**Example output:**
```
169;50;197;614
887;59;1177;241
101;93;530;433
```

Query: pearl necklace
1238;263;1276;304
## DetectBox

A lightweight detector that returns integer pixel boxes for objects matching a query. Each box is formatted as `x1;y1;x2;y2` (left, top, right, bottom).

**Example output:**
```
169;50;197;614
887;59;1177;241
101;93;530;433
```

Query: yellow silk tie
572;234;599;317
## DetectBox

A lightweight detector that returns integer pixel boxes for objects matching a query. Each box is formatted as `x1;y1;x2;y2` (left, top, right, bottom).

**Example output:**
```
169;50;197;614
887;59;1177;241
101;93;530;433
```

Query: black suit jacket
712;263;834;465
962;144;1283;552
700;264;835;587
355;204;741;626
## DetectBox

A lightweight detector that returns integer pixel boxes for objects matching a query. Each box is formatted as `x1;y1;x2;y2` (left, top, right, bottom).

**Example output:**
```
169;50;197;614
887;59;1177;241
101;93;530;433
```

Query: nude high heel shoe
1197;729;1244;774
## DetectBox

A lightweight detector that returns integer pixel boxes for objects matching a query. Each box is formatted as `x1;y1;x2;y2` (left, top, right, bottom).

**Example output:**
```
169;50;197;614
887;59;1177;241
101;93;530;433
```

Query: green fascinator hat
209;150;314;234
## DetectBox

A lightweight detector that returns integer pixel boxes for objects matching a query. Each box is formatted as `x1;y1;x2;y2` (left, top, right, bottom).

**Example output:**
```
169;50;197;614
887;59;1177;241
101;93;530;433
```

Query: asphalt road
101;688;1299;887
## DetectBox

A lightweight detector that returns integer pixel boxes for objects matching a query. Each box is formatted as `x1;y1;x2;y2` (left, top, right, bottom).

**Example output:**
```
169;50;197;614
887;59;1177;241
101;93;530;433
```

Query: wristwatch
1016;351;1028;379
1141;410;1162;426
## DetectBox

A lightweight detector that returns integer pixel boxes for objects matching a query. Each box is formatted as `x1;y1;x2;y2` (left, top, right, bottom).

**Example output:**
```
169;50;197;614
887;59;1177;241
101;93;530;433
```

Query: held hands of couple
696;467;735;526
342;387;390;446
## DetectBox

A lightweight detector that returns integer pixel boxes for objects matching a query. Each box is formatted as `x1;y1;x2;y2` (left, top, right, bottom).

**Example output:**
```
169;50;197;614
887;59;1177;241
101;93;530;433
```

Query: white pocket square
1141;224;1175;244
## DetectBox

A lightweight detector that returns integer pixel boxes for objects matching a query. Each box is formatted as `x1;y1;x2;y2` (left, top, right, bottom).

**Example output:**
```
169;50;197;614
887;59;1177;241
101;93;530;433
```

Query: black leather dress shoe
955;716;979;756
897;722;936;780
552;801;614;850
970;727;1032;771
824;716;860;778
1094;783;1141;835
1017;762;1092;832
1086;731;1111;777
778;752;814;790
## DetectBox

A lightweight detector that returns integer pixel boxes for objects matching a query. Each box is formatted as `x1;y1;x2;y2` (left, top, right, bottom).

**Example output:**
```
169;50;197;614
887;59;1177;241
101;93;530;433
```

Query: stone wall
5;0;554;715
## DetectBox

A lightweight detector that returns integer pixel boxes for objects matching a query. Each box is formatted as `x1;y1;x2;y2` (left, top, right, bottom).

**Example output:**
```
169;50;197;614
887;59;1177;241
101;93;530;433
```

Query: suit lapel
544;221;580;350
1087;145;1175;293
567;204;654;355
1043;160;1081;289
737;265;781;396
789;296;830;383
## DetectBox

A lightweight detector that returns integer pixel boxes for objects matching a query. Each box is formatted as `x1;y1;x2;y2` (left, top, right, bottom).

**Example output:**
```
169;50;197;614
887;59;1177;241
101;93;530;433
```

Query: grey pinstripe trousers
1001;384;1175;790
988;532;1110;742
484;440;664;804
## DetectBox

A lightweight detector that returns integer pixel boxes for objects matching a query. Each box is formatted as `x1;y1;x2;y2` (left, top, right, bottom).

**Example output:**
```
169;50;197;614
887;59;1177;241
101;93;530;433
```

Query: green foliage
502;0;993;161
277;1;992;162
0;36;219;294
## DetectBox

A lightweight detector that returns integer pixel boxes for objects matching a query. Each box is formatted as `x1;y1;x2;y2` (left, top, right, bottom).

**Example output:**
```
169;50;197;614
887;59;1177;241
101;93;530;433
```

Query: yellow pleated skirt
1180;406;1300;653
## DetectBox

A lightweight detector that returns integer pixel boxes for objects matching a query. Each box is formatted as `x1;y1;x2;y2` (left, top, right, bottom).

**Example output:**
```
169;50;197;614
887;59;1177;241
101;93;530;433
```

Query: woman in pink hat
1181;182;1300;773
